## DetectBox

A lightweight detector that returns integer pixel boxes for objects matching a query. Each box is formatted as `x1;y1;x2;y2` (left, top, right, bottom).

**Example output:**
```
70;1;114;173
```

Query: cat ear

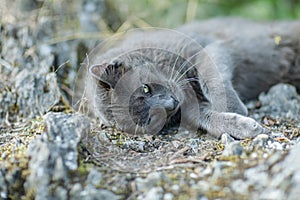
89;62;125;89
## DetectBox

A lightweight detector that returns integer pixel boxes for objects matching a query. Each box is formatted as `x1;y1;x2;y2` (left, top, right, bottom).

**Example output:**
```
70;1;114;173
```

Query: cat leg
192;43;266;138
196;42;248;115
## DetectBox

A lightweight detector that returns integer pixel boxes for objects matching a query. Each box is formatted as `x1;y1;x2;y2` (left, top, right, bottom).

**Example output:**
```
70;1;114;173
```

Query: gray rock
79;189;120;200
136;172;165;191
258;83;300;119
222;142;243;156
245;166;269;188
122;140;146;152
259;143;300;199
138;187;164;200
251;134;272;149
70;169;120;200
230;179;249;195
259;189;285;200
221;133;243;156
25;112;90;199
164;193;174;200
86;168;103;186
15;70;62;119
221;133;235;145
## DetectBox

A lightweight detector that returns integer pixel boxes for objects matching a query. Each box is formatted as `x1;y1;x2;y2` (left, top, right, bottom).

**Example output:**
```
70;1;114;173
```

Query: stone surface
25;112;90;199
15;70;62;118
258;83;300;119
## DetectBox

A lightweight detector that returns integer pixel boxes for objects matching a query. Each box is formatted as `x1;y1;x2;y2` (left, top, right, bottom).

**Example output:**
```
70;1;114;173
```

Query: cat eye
142;84;151;94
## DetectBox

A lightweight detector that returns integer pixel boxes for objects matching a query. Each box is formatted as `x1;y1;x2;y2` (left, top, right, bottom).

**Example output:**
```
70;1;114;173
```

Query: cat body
85;18;300;139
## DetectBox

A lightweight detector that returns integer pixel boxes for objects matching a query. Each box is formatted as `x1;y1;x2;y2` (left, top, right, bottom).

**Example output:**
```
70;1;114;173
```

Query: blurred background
1;0;300;34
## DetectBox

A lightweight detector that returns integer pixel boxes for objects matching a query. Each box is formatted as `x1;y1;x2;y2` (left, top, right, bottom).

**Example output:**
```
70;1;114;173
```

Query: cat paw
231;115;266;139
219;113;266;139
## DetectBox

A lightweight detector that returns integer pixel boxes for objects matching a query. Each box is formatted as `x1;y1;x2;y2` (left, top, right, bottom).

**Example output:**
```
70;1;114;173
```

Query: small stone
86;169;102;186
171;184;180;191
221;133;235;145
231;179;249;194
195;181;210;192
69;183;83;198
164;193;174;200
244;166;269;188
136;172;164;191
222;142;243;156
140;187;163;200
259;189;285;200
252;134;270;148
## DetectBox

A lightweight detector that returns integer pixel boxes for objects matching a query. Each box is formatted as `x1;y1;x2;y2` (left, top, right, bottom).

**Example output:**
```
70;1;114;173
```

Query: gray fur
85;18;300;139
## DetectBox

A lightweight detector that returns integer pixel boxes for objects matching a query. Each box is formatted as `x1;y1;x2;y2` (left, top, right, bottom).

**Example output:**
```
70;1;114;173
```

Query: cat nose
164;95;179;112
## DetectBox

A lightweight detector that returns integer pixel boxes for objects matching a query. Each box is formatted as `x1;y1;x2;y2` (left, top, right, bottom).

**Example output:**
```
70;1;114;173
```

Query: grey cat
84;18;300;139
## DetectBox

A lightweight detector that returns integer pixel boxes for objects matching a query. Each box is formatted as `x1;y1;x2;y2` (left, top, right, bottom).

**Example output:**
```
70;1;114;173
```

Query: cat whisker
173;51;203;83
172;50;200;79
169;43;194;81
169;52;182;82
134;121;140;135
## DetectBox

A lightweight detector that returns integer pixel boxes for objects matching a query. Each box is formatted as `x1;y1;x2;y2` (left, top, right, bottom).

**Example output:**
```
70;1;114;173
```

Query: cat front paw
219;113;266;139
233;115;266;139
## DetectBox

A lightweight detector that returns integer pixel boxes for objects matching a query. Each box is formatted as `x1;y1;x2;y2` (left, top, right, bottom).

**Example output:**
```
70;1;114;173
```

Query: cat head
88;48;196;134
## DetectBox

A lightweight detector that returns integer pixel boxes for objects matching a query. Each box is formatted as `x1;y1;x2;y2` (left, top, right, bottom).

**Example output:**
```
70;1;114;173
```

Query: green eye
142;84;151;94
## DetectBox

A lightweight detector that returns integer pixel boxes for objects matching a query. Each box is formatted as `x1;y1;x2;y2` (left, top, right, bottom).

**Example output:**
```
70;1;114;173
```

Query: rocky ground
1;1;300;200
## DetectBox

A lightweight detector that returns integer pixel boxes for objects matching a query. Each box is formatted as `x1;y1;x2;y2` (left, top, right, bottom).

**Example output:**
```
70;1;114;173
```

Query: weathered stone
221;133;243;156
251;134;271;149
258;83;300;119
222;142;243;156
138;187;164;200
15;70;62;119
136;172;166;191
25;112;90;199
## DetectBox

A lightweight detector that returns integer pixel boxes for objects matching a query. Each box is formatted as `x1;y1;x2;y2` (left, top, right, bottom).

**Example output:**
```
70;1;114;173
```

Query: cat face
129;83;179;126
88;48;199;134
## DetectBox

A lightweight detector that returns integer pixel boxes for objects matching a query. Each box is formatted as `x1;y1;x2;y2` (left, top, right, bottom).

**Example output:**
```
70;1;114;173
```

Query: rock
259;189;285;200
138;187;164;200
221;133;243;156
0;69;62;123
25;112;90;199
244;166;269;188
136;172;164;191
220;133;235;145
15;70;62;119
230;179;249;195
164;193;174;200
222;142;243;156
71;187;120;200
251;134;270;149
122;140;146;152
259;143;300;199
258;83;300;119
86;169;103;186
